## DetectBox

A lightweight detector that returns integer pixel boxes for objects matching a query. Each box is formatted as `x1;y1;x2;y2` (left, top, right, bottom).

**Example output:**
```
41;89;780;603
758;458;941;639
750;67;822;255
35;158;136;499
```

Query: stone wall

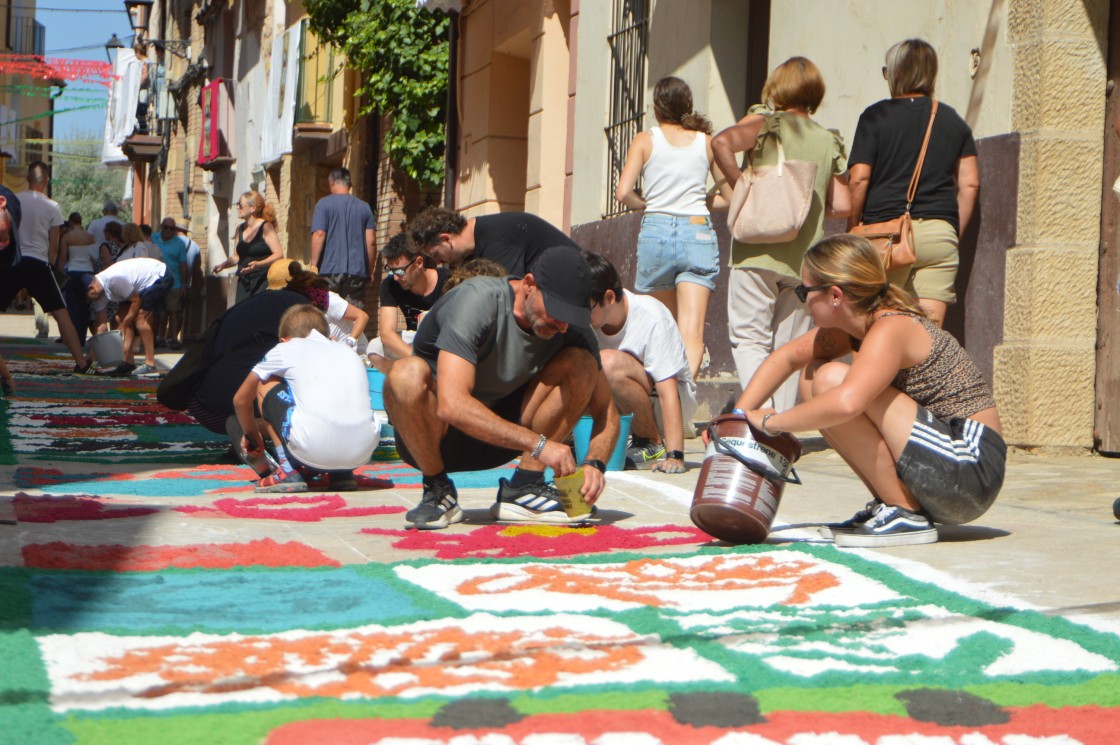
992;0;1108;447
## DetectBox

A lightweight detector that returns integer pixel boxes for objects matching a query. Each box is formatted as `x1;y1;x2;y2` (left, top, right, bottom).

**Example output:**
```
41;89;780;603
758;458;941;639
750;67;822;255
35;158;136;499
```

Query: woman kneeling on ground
727;233;1005;547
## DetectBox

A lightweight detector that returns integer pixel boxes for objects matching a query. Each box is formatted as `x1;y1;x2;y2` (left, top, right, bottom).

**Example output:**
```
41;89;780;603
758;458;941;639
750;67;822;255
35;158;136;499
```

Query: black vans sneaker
826;500;882;535
833;503;938;547
406;481;463;530
491;477;590;524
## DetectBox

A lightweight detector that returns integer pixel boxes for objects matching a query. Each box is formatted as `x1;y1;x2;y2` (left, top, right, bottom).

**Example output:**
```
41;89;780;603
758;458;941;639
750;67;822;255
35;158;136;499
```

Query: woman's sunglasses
794;284;832;302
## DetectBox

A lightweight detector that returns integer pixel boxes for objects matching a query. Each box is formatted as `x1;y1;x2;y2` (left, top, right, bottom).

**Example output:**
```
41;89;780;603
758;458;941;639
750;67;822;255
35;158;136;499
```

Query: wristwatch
665;450;685;461
581;459;607;474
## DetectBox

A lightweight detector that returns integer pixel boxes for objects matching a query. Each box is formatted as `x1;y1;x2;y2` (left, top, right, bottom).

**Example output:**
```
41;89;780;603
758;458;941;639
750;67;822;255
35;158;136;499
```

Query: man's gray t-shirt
311;193;374;276
412;276;599;406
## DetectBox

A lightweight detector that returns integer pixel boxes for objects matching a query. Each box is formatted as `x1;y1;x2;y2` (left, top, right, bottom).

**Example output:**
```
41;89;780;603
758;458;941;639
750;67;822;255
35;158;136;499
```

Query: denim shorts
896;404;1006;525
635;213;719;292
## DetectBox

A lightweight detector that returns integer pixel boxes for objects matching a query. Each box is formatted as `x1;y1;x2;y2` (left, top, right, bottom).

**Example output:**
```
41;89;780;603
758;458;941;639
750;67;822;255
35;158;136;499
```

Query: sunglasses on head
386;255;421;277
794;284;832;303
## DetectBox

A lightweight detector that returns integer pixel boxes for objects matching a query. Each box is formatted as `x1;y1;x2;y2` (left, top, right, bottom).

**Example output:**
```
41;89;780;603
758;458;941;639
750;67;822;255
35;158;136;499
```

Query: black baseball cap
530;244;592;327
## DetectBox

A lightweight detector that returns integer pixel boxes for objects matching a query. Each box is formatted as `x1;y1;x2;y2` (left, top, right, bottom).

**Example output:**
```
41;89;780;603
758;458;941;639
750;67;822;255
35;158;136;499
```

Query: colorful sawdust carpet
1;337;1118;744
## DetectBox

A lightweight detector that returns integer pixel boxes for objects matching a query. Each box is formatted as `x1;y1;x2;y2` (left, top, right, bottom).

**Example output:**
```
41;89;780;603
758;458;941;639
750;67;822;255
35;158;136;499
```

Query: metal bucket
689;414;802;544
87;331;125;368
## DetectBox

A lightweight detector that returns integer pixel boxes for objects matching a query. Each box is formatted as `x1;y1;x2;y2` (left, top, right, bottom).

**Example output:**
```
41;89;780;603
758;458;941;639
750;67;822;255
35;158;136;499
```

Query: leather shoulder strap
905;99;939;210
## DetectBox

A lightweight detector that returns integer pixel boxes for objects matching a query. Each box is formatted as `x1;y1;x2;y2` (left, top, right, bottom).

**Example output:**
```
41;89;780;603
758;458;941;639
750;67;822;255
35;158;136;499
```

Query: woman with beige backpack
712;57;850;411
848;39;980;328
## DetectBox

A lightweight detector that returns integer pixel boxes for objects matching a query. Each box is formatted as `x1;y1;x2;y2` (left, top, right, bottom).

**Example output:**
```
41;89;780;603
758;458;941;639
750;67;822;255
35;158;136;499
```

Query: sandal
254;469;307;493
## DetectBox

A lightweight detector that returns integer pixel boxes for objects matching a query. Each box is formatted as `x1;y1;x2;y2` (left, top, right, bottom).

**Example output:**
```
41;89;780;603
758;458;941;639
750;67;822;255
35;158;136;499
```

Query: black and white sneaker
491;477;589;524
833;503;938;547
406;481;463;530
826;500;881;535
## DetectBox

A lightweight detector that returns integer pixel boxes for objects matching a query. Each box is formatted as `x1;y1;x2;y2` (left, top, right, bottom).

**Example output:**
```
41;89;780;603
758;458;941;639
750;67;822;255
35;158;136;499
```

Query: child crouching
231;304;381;492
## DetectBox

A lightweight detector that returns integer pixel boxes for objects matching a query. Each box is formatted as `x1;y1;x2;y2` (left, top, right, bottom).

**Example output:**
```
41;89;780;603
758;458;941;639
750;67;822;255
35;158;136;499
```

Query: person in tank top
720;234;1005;548
214;190;285;304
58;212;101;345
615;76;731;383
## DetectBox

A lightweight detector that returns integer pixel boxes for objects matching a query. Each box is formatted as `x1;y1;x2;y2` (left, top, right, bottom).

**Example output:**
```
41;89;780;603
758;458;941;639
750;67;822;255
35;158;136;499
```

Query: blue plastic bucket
572;413;632;471
367;368;386;410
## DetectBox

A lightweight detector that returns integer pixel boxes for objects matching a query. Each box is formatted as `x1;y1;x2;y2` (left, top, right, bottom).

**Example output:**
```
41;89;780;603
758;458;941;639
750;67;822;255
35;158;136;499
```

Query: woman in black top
848;39;979;327
214;190;285;304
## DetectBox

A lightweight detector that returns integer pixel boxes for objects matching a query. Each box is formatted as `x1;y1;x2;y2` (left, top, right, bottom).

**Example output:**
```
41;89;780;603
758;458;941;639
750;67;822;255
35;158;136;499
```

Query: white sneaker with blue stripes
491;477;589;524
832;503;938;547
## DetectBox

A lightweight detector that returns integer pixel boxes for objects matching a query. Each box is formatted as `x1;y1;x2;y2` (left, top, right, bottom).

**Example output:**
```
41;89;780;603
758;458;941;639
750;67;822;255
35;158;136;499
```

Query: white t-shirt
88;215;122;250
594;290;698;425
252;330;381;470
326;291;369;354
15;190;63;262
595;290;692;383
91;257;167;310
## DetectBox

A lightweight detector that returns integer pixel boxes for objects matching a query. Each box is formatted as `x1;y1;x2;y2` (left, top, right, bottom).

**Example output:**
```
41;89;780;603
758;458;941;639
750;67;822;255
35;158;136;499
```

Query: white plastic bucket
88;331;125;367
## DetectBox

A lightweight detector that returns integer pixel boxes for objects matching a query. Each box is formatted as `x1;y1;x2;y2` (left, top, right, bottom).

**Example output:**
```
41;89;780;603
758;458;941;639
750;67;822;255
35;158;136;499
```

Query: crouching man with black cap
386;244;620;530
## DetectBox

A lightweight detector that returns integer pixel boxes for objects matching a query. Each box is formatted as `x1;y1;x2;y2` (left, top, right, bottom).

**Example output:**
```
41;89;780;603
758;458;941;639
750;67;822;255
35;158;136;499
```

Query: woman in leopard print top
725;233;1005;547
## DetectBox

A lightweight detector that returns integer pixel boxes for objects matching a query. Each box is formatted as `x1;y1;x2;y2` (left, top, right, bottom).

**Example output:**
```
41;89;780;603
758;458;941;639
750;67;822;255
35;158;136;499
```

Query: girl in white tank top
64;242;99;273
615;76;731;382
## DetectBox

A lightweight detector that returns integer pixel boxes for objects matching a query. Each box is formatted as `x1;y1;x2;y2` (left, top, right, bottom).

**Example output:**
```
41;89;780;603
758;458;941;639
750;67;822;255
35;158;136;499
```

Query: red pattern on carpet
22;538;342;570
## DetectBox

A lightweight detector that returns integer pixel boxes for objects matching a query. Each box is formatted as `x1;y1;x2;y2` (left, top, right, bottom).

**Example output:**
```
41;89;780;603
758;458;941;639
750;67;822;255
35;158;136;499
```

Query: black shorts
139;273;173;312
322;273;369;308
0;257;65;312
896;405;1007;525
396;384;528;474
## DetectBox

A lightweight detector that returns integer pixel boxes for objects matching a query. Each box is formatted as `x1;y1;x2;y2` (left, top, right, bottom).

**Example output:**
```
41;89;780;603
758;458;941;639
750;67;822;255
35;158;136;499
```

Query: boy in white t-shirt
231;304;381;493
88;257;172;376
584;250;697;474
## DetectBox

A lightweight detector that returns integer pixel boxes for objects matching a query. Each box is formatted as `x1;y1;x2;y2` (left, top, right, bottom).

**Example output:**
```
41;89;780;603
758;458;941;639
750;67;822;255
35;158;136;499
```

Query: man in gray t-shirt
386;245;619;530
309;166;376;306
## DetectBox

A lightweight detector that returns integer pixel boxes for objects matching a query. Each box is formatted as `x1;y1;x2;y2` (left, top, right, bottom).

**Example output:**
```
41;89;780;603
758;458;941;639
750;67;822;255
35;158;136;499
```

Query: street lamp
122;0;191;60
104;33;125;63
124;0;153;35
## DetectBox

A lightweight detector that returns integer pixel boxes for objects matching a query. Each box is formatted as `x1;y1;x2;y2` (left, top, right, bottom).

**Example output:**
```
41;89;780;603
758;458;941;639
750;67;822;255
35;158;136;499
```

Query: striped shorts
896;404;1007;525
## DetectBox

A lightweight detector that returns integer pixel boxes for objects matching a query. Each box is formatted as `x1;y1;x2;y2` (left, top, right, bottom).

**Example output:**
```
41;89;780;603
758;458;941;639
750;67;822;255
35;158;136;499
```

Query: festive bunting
0;53;115;87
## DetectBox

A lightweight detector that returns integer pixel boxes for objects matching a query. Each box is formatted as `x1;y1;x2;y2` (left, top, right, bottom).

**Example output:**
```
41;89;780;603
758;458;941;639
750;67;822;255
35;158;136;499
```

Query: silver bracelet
761;412;778;436
530;433;547;459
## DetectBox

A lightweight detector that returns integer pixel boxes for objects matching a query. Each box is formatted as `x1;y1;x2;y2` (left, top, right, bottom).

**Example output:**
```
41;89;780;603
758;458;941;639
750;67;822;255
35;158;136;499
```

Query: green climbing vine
304;0;449;189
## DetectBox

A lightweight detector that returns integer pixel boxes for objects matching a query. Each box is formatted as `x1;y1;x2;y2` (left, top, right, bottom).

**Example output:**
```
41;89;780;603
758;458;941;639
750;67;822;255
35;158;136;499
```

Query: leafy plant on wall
304;0;449;189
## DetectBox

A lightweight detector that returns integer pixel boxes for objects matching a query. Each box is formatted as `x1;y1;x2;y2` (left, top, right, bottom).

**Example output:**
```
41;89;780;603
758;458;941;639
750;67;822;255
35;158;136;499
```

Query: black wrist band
665;450;685;461
581;459;607;473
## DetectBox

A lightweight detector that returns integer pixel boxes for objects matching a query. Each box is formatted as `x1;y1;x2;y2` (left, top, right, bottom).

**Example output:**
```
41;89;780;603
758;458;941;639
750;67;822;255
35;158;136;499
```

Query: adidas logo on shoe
406;481;463;530
491;477;591;524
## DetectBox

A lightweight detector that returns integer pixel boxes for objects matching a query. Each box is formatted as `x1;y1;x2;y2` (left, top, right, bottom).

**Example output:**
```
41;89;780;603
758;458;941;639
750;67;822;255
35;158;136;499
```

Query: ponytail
680;111;713;135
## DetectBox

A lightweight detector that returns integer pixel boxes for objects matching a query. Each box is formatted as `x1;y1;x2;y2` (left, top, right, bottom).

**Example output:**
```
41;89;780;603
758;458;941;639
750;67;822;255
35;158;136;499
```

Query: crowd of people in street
0;38;1007;548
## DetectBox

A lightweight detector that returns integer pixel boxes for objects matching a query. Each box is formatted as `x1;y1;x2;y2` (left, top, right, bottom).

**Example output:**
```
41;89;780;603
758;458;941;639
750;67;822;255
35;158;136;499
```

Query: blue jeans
635;214;719;292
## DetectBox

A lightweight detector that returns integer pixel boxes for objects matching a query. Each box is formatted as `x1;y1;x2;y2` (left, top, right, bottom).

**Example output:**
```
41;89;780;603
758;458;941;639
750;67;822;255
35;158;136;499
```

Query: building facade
439;0;1117;451
112;0;440;337
0;0;53;190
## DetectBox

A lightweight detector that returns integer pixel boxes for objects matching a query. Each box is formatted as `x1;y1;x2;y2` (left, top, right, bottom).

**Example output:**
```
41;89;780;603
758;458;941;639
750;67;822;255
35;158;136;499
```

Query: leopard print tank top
880;312;997;420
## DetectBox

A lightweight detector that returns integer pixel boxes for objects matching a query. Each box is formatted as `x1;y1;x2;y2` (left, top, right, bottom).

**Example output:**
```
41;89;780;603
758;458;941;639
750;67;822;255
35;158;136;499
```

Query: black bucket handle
707;421;802;485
